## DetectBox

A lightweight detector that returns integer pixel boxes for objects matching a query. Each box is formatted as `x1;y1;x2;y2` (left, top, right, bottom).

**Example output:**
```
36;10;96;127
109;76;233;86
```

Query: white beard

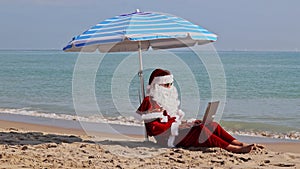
148;84;180;116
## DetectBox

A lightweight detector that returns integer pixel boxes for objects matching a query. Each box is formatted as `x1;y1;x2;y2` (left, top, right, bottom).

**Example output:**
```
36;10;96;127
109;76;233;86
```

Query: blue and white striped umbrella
63;9;217;52
63;9;217;101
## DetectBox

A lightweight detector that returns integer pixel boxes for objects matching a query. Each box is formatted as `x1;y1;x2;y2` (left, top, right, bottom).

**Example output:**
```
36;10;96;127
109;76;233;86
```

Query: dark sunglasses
160;83;173;88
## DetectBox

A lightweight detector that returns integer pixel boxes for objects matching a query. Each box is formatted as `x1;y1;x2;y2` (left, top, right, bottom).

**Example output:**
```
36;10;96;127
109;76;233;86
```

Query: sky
1;0;300;51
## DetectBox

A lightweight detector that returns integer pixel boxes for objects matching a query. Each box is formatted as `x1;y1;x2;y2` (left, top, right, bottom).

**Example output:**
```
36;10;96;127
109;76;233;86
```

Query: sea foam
0;107;299;140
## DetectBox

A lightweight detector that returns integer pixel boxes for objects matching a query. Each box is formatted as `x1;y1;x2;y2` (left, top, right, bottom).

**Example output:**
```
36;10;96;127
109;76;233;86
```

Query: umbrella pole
138;41;145;100
138;41;149;142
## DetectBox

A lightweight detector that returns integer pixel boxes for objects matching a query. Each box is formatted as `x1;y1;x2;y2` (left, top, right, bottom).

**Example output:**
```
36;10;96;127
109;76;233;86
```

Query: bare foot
231;140;245;146
231;140;253;147
231;140;265;149
226;144;254;153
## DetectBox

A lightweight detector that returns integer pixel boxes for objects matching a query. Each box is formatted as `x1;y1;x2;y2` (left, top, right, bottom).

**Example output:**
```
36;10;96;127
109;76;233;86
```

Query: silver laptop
202;101;220;123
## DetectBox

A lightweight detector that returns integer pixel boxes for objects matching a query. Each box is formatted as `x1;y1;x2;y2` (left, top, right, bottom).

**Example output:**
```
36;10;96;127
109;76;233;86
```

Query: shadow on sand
0;130;214;152
0;130;160;148
0;131;83;145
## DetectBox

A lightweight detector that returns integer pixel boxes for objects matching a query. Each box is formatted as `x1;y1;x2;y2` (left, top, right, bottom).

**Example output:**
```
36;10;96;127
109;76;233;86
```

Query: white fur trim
141;112;166;121
177;109;185;121
167;121;181;147
174;115;180;122
161;115;168;123
152;75;173;85
171;121;180;136
167;135;175;147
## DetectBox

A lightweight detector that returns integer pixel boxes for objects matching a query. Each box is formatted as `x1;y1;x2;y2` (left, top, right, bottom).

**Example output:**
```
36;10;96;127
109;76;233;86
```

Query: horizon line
0;48;299;52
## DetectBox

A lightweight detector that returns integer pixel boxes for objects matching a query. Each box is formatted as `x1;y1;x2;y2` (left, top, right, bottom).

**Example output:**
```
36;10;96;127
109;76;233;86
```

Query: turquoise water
0;50;299;136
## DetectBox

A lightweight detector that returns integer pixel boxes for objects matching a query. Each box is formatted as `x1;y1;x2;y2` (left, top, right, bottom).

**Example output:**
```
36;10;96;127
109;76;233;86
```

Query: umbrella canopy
63;9;217;52
63;9;217;101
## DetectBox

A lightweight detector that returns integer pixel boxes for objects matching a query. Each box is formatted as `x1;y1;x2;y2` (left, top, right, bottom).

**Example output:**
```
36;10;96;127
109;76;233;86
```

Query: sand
0;120;299;169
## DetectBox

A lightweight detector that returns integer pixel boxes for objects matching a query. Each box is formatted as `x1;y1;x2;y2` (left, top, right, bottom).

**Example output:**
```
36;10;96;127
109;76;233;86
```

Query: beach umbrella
63;9;217;100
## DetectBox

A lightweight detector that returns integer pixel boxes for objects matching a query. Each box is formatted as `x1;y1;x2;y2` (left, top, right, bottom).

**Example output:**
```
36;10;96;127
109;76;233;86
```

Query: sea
0;49;299;140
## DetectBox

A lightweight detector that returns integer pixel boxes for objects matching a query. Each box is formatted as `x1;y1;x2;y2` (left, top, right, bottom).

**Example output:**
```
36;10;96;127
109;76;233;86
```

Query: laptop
202;101;220;123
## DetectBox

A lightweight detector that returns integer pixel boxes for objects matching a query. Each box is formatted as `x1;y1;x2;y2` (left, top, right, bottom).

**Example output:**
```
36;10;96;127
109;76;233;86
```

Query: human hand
193;119;202;125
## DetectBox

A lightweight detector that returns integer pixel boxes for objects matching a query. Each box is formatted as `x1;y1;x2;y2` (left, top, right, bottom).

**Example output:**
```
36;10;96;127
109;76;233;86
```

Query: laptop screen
202;101;220;123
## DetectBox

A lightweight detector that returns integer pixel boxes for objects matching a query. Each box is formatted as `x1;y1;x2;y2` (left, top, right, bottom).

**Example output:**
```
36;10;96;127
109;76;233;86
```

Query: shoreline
0;112;299;141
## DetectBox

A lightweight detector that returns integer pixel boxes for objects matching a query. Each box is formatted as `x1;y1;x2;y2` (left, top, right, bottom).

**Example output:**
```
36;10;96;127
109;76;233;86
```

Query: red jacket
137;96;176;136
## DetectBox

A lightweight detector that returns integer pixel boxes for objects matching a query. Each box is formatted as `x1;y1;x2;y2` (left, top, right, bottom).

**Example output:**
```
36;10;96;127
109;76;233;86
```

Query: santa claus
136;68;263;153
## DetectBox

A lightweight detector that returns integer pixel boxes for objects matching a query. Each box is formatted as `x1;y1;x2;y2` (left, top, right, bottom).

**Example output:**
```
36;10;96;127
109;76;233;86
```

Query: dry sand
0;120;299;169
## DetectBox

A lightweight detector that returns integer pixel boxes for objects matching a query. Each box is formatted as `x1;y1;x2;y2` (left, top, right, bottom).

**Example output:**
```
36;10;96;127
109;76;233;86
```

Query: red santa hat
148;68;174;86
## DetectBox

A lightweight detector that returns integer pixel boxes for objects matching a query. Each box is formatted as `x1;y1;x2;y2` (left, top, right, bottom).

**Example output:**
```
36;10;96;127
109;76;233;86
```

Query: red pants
155;122;236;149
177;122;236;148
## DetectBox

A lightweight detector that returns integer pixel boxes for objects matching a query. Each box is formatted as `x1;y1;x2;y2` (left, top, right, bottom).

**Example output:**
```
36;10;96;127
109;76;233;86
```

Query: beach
1;0;300;168
0;50;299;168
0;119;299;169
